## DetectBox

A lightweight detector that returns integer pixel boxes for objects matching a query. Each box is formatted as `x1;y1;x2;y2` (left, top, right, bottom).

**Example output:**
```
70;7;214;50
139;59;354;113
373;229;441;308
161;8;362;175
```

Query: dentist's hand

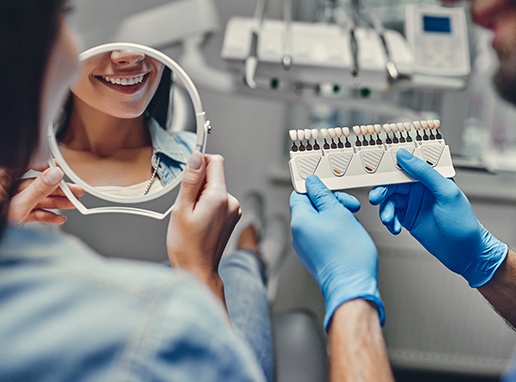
6;166;84;226
290;175;385;330
167;152;241;302
369;149;508;288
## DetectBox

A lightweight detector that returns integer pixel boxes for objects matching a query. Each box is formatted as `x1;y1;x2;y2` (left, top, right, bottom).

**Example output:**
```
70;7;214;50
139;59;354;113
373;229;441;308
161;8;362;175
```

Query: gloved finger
396;149;454;200
385;215;402;235
335;192;361;213
379;199;396;226
369;181;413;205
381;193;408;212
305;175;340;212
378;200;403;235
290;191;317;219
369;186;389;205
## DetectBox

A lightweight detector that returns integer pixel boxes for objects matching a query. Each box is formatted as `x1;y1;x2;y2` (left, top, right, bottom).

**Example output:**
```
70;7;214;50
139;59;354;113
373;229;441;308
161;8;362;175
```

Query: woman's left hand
167;152;241;303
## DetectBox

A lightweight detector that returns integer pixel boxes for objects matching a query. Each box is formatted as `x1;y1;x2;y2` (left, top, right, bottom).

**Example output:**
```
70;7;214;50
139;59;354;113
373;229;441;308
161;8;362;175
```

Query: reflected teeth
102;74;145;86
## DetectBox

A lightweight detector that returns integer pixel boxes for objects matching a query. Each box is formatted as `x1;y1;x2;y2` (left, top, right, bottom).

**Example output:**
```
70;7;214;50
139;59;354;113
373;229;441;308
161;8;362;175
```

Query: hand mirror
48;42;210;220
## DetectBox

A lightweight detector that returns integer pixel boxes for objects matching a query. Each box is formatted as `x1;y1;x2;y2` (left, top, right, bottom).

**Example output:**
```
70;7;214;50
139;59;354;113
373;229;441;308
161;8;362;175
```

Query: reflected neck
61;97;151;156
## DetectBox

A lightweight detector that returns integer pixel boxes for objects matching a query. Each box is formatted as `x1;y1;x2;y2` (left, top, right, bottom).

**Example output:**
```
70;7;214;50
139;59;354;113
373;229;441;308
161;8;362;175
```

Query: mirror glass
48;43;208;218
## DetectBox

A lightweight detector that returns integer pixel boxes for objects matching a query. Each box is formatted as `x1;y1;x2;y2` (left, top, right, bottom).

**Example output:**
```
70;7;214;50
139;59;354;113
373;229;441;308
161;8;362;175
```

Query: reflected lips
95;72;150;94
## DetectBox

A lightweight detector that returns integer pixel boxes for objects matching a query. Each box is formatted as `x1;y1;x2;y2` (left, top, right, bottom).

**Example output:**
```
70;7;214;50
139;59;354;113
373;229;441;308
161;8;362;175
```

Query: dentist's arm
290;175;393;382
478;249;516;329
369;149;514;326
167;151;241;306
328;300;392;382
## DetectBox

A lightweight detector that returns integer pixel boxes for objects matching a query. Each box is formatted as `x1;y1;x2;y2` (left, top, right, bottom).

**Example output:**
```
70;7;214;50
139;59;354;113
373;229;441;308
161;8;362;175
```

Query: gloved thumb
396;149;452;200
305;175;340;212
176;151;206;208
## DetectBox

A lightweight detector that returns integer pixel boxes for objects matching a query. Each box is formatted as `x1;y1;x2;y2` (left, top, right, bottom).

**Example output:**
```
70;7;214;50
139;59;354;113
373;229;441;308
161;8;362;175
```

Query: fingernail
43;167;63;185
187;151;202;170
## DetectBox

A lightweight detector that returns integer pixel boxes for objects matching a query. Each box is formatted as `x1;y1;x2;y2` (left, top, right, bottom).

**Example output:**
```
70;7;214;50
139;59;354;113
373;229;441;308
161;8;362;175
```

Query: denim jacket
148;118;196;186
0;226;265;381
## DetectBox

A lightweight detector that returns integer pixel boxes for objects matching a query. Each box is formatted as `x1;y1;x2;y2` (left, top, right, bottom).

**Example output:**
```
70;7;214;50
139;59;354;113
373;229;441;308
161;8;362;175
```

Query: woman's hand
7;166;84;226
167;151;241;303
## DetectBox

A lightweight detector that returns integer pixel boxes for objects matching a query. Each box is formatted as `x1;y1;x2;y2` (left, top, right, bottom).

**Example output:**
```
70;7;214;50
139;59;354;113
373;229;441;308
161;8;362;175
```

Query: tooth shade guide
413;121;422;141
288;119;445;154
289;129;299;152
342;127;352;148
421;121;429;141
373;124;382;144
288;119;454;194
320;128;330;149
404;123;413;142
359;125;368;146
297;129;305;151
396;123;406;143
383;124;392;144
334;127;345;148
352;125;362;147
364;125;374;145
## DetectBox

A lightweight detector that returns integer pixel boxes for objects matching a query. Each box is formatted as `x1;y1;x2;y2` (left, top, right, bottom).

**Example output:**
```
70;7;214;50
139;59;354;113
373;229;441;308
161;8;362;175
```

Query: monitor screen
422;15;452;33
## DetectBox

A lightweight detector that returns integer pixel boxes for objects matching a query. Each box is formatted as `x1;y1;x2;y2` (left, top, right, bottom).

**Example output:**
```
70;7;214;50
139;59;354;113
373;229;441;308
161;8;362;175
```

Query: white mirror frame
48;42;210;220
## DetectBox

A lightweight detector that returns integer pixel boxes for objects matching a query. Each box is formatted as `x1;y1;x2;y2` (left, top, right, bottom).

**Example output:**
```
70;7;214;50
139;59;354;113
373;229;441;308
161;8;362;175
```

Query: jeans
220;250;274;382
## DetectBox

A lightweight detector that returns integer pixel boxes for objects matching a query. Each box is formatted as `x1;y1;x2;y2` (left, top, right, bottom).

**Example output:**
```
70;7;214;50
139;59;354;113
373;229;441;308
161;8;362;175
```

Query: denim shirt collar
148;118;188;165
147;118;196;186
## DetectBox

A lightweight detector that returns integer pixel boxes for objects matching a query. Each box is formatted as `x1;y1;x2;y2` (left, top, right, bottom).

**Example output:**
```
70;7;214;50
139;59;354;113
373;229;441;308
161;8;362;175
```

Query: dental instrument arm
348;0;360;85
244;0;268;89
362;0;399;83
281;0;292;70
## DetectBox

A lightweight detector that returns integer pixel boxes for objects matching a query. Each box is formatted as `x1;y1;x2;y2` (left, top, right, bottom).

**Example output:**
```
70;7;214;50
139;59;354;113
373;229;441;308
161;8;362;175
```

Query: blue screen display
423;15;452;33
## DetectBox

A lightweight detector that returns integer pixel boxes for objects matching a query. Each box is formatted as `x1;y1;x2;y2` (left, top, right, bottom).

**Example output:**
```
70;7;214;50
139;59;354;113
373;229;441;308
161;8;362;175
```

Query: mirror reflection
54;48;196;198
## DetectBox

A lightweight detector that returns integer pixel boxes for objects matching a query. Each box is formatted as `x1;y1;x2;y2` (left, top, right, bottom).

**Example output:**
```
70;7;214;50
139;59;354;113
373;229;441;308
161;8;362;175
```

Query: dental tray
288;120;455;193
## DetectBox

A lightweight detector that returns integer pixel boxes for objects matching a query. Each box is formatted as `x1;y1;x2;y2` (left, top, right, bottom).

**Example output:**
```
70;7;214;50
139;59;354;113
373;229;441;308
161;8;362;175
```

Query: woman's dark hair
146;66;172;129
0;0;66;233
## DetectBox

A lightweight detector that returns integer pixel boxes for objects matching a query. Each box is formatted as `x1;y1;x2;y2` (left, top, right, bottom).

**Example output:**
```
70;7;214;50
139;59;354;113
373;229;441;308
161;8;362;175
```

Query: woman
56;49;196;197
0;1;267;380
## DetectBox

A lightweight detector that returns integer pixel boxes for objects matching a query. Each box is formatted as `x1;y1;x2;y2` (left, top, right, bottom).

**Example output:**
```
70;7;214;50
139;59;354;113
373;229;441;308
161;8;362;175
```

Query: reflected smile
94;72;150;94
101;74;145;86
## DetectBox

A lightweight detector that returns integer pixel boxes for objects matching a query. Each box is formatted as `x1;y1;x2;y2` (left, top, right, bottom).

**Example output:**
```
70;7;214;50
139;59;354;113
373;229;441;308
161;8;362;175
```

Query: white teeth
103;74;145;86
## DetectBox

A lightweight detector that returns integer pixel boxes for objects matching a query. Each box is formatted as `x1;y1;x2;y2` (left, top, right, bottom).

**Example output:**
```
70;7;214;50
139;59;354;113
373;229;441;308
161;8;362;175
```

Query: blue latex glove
290;175;385;330
369;149;508;288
